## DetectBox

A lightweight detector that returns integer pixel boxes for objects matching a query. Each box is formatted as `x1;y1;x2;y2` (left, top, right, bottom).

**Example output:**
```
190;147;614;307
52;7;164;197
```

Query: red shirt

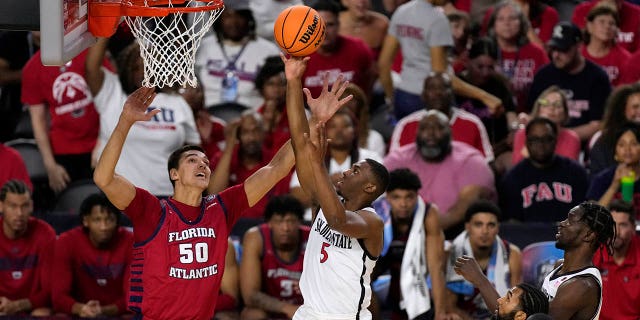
0;217;55;308
499;43;549;112
259;224;309;306
258;103;291;154
619;50;640;85
211;146;291;218
52;227;133;315
0;144;32;191
593;236;640;320
123;186;248;320
389;108;494;161
21;50;103;155
302;35;374;98
581;44;631;86
572;1;640;53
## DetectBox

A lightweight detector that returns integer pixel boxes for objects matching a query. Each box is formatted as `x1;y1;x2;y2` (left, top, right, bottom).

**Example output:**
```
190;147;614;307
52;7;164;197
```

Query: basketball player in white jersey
281;54;390;320
541;201;615;320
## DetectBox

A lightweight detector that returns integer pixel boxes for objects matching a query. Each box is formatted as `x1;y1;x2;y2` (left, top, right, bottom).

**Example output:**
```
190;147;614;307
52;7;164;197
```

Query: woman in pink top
581;3;631;86
512;86;581;164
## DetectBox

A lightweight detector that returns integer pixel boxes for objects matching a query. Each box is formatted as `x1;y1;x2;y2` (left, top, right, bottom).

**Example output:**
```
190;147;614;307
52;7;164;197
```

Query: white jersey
296;208;378;320
541;265;602;320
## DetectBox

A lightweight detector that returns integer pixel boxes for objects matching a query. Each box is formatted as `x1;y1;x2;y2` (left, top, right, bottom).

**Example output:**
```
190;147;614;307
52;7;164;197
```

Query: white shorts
292;305;372;320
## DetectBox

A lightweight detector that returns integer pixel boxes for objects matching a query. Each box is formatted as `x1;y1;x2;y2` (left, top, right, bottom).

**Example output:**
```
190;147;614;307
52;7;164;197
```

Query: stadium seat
521;241;564;287
207;102;248;123
499;221;558;249
53;179;101;215
5;138;46;180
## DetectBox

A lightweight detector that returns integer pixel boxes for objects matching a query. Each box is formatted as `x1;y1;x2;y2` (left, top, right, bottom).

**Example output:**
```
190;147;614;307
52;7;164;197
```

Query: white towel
399;197;431;319
445;231;510;297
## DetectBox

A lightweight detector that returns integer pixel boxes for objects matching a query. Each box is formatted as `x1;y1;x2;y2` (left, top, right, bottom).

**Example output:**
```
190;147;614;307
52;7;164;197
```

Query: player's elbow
93;169;112;190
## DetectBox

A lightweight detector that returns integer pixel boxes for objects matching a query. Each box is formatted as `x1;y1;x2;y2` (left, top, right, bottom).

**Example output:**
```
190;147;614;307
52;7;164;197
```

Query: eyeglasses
537;99;563;109
526;136;556;144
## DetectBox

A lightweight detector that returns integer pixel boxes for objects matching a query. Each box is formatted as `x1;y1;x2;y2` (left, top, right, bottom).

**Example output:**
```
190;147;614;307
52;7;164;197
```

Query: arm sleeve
217;184;249;229
428;14;454;47
123;187;162;243
51;234;78;313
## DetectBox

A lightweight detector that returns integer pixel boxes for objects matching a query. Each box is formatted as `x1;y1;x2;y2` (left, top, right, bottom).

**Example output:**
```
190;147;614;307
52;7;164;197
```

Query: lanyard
219;38;249;71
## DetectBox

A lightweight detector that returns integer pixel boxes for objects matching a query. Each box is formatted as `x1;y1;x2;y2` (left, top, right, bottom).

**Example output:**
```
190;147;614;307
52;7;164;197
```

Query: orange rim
89;0;224;18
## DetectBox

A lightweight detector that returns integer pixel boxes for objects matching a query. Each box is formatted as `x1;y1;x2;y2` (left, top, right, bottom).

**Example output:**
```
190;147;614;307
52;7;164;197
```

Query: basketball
273;5;326;57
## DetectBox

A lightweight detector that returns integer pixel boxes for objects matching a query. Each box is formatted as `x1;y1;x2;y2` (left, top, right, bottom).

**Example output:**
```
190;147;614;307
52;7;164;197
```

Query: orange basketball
273;5;326;57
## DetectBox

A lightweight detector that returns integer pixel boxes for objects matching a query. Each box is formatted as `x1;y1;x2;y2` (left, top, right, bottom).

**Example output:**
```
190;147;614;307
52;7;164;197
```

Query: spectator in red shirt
52;193;133;318
209;110;291;219
619;49;640;84
581;3;631;86
255;56;291;154
0;143;32;191
0;180;54;316
572;0;640;53
593;200;640;320
22;49;109;193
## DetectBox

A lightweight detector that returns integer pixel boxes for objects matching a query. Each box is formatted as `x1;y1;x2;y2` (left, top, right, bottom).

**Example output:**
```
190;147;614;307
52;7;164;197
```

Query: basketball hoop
89;0;224;88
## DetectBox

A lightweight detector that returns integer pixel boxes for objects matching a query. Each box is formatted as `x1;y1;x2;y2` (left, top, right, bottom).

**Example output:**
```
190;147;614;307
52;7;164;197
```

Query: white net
124;0;223;88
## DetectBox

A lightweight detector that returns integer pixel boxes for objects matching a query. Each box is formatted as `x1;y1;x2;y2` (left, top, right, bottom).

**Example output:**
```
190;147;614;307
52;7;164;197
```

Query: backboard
40;0;97;66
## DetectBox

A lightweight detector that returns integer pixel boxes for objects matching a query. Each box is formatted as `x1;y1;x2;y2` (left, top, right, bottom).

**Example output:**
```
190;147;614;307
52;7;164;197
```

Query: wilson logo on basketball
299;15;319;44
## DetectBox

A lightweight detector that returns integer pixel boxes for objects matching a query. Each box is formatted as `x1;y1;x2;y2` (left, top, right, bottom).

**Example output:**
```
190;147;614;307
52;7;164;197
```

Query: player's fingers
303;88;313;101
279;52;287;63
321;72;330;92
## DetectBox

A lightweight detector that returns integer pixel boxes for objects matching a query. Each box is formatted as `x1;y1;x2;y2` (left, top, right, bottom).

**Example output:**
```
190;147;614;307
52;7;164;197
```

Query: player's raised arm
93;87;159;209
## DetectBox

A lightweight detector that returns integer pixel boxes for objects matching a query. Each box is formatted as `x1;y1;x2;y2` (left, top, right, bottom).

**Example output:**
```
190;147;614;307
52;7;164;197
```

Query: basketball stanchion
273;5;325;57
88;0;224;88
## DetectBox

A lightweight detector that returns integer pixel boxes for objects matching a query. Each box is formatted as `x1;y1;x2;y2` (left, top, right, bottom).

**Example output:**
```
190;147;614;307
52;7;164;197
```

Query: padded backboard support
39;0;96;66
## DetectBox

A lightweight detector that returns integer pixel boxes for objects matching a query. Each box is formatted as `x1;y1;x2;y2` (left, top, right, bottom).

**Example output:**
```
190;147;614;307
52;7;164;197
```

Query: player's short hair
516;283;549;317
167;145;207;187
525;117;558;137
365;159;389;199
254;56;284;92
464;199;501;223
387;168;422;192
608;199;635;224
264;195;304;221
0;179;31;201
578;201;616;255
79;193;121;225
311;0;341;16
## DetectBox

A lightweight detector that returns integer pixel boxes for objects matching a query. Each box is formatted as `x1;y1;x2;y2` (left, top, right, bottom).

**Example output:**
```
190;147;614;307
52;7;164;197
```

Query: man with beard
209;110;291;218
371;168;455;319
0;180;54;316
448;254;550;320
240;195;309;319
389;72;493;161
500;117;588;222
593;200;640;320
52;193;133;318
527;22;611;142
541;202;615;320
384;110;495;238
444;201;522;319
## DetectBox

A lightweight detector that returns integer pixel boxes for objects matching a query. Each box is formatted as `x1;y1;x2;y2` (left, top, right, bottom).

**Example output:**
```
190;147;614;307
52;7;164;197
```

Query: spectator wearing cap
528;22;612;143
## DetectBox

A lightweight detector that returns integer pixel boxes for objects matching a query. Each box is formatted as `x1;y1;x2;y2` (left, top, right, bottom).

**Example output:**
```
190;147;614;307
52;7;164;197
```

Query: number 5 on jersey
320;242;330;263
179;243;209;263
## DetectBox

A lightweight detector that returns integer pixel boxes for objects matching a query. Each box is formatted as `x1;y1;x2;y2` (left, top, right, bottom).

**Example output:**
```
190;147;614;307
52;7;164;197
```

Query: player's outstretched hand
120;87;159;125
305;72;352;124
280;53;309;81
453;255;485;287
